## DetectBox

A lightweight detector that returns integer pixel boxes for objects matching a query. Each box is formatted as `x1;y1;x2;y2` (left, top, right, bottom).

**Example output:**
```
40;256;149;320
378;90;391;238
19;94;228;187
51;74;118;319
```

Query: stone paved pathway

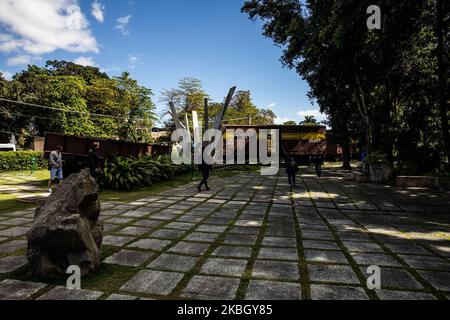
0;167;449;300
0;173;49;202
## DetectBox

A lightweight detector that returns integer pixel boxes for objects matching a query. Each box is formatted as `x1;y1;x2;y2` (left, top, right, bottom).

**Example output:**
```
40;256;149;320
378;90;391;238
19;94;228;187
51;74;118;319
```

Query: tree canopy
161;78;276;130
242;0;449;173
300;116;318;126
0;61;157;145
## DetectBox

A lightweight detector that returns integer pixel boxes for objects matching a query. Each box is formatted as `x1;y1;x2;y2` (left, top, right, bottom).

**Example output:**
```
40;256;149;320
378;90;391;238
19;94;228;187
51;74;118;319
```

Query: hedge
0;151;48;172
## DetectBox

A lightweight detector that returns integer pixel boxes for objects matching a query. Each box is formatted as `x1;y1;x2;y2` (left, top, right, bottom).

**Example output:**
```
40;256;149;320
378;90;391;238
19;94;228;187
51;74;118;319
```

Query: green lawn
0;194;35;213
100;166;251;202
0;170;50;213
0;166;250;213
0;169;49;184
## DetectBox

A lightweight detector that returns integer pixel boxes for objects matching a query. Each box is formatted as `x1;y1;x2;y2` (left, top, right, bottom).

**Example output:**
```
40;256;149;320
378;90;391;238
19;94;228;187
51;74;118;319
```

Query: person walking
48;145;63;193
312;152;324;178
197;161;211;191
88;142;100;179
286;155;299;187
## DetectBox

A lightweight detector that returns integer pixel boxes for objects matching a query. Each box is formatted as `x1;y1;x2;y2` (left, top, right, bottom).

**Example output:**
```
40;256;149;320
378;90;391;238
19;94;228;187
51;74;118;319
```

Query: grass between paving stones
164;174;268;299
0;194;35;214
300;175;379;300
233;179;277;299
100;167;248;202
0;167;243;215
308;175;448;300
84;174;248;299
3;172;302;299
0;170;48;213
5;169;446;300
0;169;50;184
91;173;255;299
0;170;247;300
290;189;312;300
94;171;446;300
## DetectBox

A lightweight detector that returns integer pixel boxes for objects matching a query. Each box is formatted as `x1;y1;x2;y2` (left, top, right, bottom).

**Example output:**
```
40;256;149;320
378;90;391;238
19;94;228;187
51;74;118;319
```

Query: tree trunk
355;77;372;154
436;0;450;162
342;136;352;170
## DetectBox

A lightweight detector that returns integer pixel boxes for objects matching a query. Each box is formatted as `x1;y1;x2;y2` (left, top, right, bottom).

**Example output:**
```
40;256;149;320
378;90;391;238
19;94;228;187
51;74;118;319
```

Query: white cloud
73;56;96;67
274;117;293;125
128;55;138;64
297;109;327;122
116;15;132;35
267;103;277;109
128;54;138;69
0;0;99;56
6;54;41;66
91;1;105;23
0;70;13;80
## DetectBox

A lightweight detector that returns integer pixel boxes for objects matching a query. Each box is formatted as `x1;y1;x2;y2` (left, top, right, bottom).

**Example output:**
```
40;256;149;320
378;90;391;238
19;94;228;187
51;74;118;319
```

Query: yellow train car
222;124;329;163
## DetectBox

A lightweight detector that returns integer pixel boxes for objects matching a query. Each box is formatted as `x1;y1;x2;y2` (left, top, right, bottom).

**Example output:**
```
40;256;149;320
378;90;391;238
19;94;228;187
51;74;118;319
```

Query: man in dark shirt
286;155;299;187
197;162;211;191
88;142;100;179
312;152;324;178
48;145;63;193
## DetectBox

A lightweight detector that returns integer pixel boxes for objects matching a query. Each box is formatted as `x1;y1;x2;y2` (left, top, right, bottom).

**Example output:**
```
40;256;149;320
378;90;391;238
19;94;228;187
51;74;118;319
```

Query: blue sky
0;0;325;126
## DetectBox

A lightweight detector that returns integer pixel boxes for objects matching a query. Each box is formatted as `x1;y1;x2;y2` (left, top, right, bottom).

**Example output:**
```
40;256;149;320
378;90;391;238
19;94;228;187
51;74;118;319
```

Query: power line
0;129;40;138
13;112;118;123
0;98;127;120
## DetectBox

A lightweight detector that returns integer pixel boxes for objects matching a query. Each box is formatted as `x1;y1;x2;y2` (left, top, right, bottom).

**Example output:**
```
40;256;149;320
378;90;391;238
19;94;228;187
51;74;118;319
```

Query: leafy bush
364;152;391;166
0;151;47;172
100;155;192;191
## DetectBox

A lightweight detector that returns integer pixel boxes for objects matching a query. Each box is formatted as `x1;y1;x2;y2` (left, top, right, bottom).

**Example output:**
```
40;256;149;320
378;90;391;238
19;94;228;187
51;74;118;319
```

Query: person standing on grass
48;145;63;193
312;152;324;178
88;142;100;179
286;155;299;187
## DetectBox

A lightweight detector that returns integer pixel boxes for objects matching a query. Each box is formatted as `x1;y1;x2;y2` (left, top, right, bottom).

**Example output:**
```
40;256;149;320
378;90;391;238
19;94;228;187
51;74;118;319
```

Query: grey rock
26;169;103;279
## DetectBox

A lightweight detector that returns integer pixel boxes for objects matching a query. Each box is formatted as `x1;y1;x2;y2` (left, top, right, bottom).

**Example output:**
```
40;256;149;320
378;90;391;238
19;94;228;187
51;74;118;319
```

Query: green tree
161;77;208;129
242;0;448;173
283;120;297;126
115;72;157;142
300;116;318;126
46;60;108;84
1;61;157;143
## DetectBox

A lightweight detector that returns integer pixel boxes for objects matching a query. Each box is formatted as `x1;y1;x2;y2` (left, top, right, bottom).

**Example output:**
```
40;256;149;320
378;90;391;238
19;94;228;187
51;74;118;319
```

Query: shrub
0;151;47;172
100;155;192;191
364;152;391;166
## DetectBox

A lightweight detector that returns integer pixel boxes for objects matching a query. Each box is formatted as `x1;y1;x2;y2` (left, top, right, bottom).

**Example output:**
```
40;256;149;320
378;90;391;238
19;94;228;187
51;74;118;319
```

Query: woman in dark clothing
197;162;211;191
88;142;100;179
286;156;299;187
312;152;324;178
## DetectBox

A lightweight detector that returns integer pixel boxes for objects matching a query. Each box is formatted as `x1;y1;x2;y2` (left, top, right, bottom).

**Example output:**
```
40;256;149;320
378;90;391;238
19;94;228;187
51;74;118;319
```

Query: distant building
151;128;171;141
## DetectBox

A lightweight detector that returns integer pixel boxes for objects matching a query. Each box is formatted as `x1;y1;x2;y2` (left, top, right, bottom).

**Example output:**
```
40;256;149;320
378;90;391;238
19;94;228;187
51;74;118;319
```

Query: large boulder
27;169;103;280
